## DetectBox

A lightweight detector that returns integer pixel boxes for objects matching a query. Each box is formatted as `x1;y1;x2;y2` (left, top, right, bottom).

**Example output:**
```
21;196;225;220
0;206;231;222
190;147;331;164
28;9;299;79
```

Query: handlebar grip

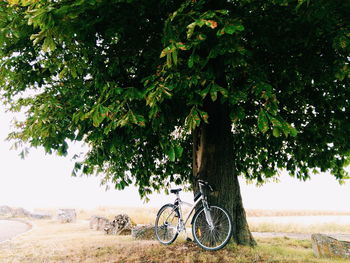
198;179;214;192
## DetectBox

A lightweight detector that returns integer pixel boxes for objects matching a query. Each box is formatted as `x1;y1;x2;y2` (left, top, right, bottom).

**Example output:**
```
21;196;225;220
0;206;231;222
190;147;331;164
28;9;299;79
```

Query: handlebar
198;179;214;192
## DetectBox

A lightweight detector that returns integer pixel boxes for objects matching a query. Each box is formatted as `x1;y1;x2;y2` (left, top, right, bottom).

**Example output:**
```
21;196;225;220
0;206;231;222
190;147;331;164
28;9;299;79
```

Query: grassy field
249;221;350;234
0;219;349;263
34;206;350;223
76;207;350;234
246;209;350;217
1;207;350;262
74;206;350;220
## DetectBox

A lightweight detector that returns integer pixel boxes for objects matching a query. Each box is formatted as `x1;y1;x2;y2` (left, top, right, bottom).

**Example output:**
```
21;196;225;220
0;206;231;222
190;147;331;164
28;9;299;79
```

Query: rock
132;225;156;240
1;206;50;219
30;213;52;219
0;206;12;216
311;233;350;259
57;209;77;223
104;214;135;235
90;216;109;231
11;207;31;217
0;206;31;217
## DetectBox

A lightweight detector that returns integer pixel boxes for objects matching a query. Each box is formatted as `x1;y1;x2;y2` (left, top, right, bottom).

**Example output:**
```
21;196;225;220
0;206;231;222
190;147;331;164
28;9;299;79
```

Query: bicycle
154;179;233;251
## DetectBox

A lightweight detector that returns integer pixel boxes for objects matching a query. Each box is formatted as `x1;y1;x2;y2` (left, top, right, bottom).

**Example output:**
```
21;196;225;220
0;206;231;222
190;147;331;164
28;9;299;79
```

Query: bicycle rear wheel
192;205;232;251
155;204;179;245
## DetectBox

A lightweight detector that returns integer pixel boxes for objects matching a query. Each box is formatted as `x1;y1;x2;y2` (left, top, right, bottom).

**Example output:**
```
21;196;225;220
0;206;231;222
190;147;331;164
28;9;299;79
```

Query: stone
131;225;156;240
1;206;51;219
11;207;31;217
0;206;31;217
0;206;12;216
30;213;52;219
57;209;77;223
311;233;350;259
104;214;135;235
90;216;109;231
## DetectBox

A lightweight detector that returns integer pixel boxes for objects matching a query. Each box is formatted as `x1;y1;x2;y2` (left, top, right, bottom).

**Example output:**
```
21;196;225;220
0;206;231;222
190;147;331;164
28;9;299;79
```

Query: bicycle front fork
203;201;214;229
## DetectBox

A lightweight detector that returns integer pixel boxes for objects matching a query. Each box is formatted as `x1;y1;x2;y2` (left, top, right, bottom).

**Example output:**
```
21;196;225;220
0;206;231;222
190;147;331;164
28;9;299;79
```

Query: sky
1;107;350;212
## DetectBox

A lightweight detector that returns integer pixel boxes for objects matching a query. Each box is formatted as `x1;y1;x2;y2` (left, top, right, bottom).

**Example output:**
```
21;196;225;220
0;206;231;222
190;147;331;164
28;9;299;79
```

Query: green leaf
216;9;229;15
198;109;209;123
59;67;68;79
198;86;210;99
272;127;281;137
42;36;56;52
235;24;245;31
174;145;183;158
210;90;217;101
70;67;78;78
289;126;298;137
160;46;174;58
216;28;225;37
187;22;196;39
149;105;160;118
92;106;105;127
176;42;189;50
185;107;201;131
167;147;176;162
224;24;245;34
237;107;246;120
269;115;283;128
217;86;228;97
224;25;237;34
171;49;178;66
188;54;194;68
210;84;218;101
193;110;201;126
258;110;269;133
197;33;207;41
196;19;205;27
166;53;172;68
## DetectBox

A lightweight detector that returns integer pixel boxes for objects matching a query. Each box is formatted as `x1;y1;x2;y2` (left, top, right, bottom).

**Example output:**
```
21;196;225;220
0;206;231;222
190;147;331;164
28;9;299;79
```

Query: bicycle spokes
155;181;232;251
155;204;179;244
193;206;232;250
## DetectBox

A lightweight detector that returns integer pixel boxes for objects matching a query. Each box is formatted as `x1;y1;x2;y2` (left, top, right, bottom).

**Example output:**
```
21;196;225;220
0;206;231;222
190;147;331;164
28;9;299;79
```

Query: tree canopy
0;0;349;198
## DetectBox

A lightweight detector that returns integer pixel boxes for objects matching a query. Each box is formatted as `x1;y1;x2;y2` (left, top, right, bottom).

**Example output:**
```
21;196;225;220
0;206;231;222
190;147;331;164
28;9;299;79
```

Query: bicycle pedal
186;237;193;242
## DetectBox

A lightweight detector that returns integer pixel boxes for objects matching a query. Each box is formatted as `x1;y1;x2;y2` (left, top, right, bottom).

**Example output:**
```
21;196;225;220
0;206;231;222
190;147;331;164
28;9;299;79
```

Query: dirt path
0;219;31;243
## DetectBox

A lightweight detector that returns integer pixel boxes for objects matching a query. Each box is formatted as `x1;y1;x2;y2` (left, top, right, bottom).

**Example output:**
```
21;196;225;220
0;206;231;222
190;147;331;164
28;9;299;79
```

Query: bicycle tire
192;205;232;251
154;204;179;245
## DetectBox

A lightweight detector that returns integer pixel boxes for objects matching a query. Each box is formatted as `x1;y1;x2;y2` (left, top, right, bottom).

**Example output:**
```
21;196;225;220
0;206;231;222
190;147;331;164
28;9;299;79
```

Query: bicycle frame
170;185;214;233
174;195;202;230
156;180;233;251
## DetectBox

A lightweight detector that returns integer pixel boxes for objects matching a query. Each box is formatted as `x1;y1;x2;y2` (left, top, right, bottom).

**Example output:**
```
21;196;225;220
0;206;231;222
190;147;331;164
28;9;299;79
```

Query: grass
78;206;159;225
33;206;350;224
249;222;350;234
246;209;350;217
0;219;349;263
34;206;160;225
31;206;350;234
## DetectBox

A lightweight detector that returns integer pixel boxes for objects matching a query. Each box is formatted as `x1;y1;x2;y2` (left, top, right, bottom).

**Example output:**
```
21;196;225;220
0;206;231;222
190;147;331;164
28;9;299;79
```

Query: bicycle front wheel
192;205;232;251
155;204;179;245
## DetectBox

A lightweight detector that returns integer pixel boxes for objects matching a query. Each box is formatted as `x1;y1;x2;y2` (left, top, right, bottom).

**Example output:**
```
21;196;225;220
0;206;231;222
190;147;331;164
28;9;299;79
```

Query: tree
0;0;349;246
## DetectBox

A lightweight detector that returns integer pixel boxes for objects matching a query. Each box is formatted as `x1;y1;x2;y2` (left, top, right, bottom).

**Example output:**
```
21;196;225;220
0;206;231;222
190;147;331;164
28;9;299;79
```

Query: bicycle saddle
170;188;182;194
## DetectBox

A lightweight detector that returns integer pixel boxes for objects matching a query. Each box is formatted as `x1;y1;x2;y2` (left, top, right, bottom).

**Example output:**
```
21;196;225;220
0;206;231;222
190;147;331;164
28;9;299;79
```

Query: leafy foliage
0;0;349;196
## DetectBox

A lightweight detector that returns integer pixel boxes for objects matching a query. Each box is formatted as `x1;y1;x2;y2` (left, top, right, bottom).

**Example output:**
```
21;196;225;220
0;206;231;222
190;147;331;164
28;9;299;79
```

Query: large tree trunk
192;99;256;246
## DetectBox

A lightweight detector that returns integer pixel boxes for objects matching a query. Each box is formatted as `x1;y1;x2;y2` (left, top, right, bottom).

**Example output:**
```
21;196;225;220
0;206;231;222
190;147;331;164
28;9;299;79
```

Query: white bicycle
155;180;233;251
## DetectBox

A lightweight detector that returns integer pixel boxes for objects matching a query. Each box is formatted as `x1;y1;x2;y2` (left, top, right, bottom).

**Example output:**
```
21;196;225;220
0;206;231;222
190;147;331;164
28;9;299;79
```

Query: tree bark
192;99;256;246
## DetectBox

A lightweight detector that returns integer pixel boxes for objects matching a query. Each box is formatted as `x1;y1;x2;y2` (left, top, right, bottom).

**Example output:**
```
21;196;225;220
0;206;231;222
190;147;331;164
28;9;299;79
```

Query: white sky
1;107;349;211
